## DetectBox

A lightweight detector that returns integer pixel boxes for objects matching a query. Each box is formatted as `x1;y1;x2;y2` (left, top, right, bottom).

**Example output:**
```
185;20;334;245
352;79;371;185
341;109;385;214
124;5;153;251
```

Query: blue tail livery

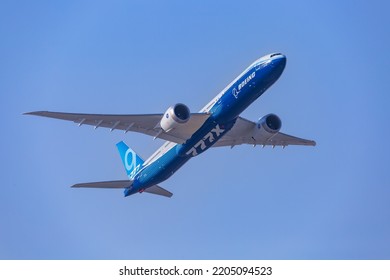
26;53;316;198
116;141;144;180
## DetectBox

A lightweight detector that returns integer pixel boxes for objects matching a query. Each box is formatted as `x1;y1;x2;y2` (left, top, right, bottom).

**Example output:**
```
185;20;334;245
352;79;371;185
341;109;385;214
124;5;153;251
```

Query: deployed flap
71;180;132;188
144;185;173;198
24;111;210;143
213;116;316;147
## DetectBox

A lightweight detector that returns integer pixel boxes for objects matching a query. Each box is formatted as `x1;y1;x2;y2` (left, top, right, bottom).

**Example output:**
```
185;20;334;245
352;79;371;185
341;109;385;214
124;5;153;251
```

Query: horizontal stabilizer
144;185;173;198
72;180;131;188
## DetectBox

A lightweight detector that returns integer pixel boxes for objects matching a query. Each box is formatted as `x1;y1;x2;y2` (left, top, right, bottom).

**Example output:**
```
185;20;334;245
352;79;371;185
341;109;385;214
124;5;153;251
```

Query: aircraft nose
271;54;286;75
272;54;286;68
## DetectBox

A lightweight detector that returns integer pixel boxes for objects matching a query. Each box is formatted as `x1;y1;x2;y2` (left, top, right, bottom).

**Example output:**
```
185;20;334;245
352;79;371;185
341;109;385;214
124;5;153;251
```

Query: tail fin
116;141;144;180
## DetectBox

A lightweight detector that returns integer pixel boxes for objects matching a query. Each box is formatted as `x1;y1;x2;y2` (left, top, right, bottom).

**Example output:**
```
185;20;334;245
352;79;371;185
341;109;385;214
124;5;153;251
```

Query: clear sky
1;0;389;259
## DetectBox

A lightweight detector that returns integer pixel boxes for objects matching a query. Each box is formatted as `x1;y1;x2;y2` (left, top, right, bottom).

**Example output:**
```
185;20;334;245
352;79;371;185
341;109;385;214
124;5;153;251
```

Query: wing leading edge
24;111;210;144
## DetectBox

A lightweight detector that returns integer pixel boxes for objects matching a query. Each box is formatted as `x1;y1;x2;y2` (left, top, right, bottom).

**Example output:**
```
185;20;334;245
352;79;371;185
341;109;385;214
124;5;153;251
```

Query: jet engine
160;103;190;132
254;113;282;138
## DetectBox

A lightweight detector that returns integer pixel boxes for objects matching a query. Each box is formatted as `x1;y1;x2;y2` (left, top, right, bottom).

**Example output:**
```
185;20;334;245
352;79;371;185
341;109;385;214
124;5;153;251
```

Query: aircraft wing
213;116;316;147
25;111;210;144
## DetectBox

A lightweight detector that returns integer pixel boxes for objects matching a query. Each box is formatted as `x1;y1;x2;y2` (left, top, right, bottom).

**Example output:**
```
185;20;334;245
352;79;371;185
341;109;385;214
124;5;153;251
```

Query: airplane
25;53;316;198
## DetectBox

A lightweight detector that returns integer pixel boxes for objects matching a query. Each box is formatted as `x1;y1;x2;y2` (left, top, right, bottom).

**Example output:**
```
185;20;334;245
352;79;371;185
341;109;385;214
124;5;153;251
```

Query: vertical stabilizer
116;141;144;180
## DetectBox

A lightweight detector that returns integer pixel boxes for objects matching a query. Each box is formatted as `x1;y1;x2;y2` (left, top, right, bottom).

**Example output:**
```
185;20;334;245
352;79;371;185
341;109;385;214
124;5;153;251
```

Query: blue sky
1;0;389;259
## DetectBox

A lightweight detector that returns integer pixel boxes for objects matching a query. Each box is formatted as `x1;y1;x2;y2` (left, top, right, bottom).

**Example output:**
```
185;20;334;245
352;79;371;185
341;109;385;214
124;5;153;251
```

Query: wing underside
213;117;316;147
25;111;210;144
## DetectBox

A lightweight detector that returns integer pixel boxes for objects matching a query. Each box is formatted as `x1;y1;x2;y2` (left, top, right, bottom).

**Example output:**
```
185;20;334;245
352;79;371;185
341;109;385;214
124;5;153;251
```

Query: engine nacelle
160;103;190;132
254;113;282;138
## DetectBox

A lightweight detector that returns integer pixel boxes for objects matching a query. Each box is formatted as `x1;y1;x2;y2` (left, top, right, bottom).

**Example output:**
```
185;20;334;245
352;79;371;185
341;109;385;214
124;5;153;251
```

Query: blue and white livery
26;53;316;198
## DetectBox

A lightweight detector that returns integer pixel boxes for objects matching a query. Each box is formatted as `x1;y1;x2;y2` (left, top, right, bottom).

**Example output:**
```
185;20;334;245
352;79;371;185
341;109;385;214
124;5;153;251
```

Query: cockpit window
255;60;271;70
270;53;282;57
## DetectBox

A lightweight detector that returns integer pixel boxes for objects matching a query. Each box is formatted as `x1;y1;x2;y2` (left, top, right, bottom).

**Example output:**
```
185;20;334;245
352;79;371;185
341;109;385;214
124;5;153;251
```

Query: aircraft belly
134;146;190;188
176;118;236;157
